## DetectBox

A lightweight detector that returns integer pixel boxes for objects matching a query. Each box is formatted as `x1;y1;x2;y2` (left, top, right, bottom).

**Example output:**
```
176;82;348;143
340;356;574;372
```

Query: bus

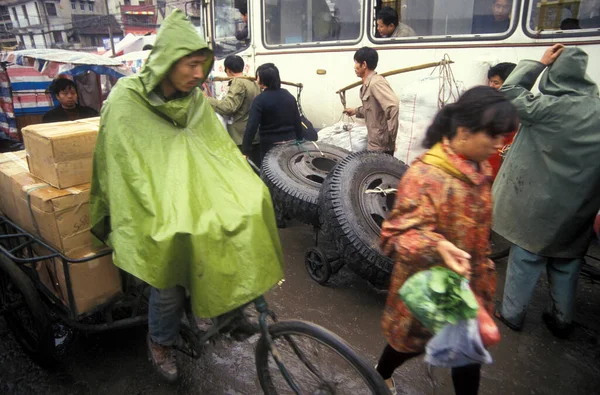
190;0;600;130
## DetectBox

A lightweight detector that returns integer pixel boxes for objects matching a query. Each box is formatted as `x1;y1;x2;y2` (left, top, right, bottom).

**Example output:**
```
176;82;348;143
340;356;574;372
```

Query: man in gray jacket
493;44;600;338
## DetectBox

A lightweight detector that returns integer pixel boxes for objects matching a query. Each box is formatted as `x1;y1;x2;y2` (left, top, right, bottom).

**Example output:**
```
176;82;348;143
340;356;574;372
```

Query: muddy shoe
542;313;573;339
147;334;178;382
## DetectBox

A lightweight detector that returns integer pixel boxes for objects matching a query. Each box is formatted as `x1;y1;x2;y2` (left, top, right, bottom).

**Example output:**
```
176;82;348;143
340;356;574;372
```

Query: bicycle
0;215;390;394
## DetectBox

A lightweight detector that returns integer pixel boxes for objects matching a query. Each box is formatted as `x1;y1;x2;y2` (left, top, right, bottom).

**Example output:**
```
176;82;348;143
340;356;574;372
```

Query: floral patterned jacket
380;141;496;353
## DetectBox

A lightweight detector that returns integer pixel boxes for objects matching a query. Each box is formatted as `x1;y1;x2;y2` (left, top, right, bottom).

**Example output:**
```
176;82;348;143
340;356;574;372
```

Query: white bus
191;0;600;130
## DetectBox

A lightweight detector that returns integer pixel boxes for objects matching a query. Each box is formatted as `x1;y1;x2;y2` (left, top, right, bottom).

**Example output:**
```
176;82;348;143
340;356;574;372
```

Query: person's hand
343;108;356;116
540;44;565;66
437;240;472;279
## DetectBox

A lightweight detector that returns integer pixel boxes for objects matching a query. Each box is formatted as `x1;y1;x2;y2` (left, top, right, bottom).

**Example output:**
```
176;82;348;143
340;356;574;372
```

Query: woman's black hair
257;64;281;90
422;86;519;148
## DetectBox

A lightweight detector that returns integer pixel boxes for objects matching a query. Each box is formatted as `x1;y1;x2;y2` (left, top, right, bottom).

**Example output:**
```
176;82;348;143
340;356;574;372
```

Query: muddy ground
1;222;599;394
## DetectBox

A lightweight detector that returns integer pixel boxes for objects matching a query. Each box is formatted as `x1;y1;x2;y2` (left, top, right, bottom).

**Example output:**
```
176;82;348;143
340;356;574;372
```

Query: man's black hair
224;55;244;73
377;6;398;27
49;78;77;96
488;62;517;81
354;47;378;70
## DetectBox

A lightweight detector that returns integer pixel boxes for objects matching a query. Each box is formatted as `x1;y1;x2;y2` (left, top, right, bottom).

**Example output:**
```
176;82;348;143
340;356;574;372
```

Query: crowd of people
27;7;597;394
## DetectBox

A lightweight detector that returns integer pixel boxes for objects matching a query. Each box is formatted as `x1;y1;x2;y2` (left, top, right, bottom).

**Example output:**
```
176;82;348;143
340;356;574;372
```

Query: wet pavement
1;221;599;394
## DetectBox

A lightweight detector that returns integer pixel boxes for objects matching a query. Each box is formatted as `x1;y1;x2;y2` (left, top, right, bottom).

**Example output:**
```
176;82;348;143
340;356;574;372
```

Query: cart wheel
305;248;332;285
0;254;56;367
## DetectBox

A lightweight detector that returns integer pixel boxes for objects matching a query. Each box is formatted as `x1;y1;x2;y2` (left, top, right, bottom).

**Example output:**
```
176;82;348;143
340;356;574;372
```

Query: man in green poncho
493;44;600;338
90;10;283;382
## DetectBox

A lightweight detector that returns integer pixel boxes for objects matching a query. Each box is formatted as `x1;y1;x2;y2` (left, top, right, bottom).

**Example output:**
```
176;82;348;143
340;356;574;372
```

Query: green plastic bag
399;267;479;333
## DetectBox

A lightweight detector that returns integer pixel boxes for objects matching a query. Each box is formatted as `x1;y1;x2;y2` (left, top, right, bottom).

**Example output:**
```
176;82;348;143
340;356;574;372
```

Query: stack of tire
262;142;409;289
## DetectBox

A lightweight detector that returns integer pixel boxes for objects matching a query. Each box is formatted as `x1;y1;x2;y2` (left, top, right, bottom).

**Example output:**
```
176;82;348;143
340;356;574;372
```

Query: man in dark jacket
493;44;600;338
42;79;98;123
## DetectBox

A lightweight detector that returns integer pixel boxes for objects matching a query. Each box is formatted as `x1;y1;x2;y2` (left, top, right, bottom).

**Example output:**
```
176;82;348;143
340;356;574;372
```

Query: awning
1;49;130;79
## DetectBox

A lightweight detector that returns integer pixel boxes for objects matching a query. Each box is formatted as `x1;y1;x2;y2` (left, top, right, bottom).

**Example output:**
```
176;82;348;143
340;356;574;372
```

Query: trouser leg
375;344;421;380
546;256;583;325
451;364;481;395
148;285;186;346
500;245;546;328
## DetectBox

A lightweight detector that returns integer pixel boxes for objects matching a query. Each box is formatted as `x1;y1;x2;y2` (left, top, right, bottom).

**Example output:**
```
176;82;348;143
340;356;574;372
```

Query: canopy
1;49;130;79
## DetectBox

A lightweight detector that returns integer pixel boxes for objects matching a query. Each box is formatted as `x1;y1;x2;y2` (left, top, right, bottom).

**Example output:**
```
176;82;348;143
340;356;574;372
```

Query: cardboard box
21;117;100;189
10;172;94;257
0;151;29;221
33;245;122;316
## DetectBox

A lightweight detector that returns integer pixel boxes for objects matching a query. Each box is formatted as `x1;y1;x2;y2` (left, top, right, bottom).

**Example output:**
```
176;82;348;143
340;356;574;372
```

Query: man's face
354;60;368;78
488;75;504;90
57;86;78;109
241;13;248;24
168;54;208;93
376;19;395;37
493;0;511;22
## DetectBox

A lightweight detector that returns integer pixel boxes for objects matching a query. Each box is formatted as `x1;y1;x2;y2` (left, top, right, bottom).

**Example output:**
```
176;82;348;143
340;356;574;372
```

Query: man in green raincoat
90;10;283;381
493;44;600;338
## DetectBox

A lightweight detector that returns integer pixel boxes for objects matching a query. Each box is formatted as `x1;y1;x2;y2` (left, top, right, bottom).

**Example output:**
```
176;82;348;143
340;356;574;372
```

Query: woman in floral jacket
375;86;519;395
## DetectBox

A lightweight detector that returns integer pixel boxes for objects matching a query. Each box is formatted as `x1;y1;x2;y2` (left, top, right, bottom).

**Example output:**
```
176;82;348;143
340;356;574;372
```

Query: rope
431;54;461;109
335;112;356;152
310;141;324;157
364;187;397;195
293;140;314;158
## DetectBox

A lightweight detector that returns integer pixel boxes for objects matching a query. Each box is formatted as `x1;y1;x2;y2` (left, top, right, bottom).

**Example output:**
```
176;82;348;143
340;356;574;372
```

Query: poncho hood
140;9;213;94
539;47;599;97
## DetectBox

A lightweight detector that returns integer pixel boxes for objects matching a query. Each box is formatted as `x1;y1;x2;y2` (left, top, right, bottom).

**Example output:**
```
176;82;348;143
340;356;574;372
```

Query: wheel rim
305;249;329;282
261;331;377;394
287;152;342;188
358;171;399;236
0;269;42;353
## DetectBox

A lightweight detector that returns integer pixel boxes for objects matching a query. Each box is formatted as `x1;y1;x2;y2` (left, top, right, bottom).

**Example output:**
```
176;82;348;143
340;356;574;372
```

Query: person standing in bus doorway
472;0;512;34
235;3;249;41
493;44;600;339
207;55;261;165
376;6;416;38
343;47;400;155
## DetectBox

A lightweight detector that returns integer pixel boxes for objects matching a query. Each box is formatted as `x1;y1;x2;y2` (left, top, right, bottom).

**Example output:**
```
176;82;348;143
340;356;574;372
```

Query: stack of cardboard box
0;118;122;316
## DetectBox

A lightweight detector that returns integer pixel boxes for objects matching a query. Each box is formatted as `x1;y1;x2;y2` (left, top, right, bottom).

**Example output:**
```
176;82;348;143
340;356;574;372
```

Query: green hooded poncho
90;10;284;317
493;48;600;257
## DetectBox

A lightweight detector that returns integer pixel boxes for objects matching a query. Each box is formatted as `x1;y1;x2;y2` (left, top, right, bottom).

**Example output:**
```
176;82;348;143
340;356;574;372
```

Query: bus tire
319;151;408;288
261;142;349;225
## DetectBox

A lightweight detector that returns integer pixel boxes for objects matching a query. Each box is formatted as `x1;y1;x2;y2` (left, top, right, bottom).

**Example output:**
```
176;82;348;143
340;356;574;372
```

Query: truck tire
262;142;350;225
319;151;408;288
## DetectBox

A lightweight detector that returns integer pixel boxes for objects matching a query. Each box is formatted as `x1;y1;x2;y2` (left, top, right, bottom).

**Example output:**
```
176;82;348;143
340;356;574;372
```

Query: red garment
489;131;516;180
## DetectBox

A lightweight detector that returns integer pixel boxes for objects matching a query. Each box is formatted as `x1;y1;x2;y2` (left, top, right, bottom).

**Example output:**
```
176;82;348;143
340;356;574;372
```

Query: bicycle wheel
0;254;56;367
255;320;390;394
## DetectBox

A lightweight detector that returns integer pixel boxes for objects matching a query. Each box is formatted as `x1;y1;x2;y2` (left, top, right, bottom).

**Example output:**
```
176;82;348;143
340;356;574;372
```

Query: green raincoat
90;10;284;318
493;48;600;258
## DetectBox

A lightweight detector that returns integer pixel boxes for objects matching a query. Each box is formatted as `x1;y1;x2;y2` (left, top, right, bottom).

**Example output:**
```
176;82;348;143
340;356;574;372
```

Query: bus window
212;0;250;57
370;0;516;39
263;0;363;46
527;0;600;33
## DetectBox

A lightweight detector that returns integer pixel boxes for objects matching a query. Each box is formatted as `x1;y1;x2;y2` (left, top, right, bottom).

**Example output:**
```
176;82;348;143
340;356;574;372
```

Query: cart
0;215;390;394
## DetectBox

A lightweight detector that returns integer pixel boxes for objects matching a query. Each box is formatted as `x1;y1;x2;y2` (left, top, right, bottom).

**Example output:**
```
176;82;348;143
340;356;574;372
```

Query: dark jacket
471;15;510;34
493;48;600;257
42;105;98;123
242;88;302;155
